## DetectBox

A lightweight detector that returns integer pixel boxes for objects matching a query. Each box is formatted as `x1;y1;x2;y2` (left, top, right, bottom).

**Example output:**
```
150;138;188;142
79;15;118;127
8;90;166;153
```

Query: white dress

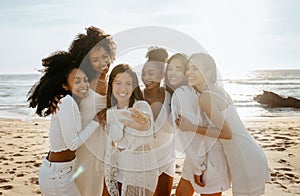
171;86;231;194
146;90;175;177
104;101;159;196
75;88;107;196
215;104;270;195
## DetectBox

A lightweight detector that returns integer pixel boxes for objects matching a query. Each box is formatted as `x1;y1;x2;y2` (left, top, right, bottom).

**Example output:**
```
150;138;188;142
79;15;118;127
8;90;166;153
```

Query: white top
104;100;159;195
215;104;270;195
80;88;107;127
147;90;175;175
172;86;231;194
171;86;210;175
76;88;107;196
49;95;99;152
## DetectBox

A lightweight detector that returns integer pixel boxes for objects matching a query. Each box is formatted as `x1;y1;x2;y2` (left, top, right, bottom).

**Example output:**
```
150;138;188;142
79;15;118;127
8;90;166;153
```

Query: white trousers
38;157;81;196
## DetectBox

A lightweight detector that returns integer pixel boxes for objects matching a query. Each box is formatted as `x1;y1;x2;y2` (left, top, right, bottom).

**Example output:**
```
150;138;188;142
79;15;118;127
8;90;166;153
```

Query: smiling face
186;61;207;88
112;72;134;109
166;58;186;87
64;68;89;100
141;62;164;90
89;46;111;75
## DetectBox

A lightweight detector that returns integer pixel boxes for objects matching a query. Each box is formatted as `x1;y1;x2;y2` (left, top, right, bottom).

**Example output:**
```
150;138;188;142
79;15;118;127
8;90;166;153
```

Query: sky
0;0;299;75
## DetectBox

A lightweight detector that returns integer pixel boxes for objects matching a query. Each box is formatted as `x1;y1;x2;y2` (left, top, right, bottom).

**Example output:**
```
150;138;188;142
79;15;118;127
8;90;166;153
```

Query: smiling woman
27;51;100;196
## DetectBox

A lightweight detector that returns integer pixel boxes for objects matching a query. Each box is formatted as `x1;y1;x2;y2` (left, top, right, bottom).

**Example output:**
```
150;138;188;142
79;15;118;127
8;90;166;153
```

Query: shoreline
0;117;299;195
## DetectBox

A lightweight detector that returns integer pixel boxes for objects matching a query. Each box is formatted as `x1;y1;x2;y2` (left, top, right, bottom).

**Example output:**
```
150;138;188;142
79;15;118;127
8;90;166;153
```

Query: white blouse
171;86;215;175
104;100;159;195
80;88;107;127
49;95;99;152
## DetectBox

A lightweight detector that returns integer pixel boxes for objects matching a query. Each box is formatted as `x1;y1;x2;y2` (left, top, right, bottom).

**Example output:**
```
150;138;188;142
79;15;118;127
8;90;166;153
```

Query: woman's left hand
119;108;150;131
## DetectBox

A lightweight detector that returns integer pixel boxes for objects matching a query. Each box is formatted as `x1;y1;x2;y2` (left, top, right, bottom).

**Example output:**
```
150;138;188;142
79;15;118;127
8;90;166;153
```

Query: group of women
27;26;270;196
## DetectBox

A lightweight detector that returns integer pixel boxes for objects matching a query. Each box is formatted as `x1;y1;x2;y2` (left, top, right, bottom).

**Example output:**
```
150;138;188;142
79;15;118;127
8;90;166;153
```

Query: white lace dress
104;101;159;196
75;88;107;196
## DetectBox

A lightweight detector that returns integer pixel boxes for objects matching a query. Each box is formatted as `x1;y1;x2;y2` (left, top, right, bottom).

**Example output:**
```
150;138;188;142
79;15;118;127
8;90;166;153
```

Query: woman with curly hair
27;51;99;195
141;47;175;195
66;26;116;195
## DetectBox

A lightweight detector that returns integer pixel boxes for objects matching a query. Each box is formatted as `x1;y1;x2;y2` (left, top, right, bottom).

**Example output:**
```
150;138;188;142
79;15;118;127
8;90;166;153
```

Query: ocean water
0;69;299;120
223;69;300;118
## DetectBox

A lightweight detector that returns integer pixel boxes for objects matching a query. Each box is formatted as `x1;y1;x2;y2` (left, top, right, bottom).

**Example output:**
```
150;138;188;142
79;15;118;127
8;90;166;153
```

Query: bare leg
153;173;173;196
175;177;194;196
102;180;110;196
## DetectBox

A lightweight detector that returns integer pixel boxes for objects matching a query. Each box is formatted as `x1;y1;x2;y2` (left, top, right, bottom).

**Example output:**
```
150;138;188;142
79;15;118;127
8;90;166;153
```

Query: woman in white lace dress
176;53;270;195
102;64;159;196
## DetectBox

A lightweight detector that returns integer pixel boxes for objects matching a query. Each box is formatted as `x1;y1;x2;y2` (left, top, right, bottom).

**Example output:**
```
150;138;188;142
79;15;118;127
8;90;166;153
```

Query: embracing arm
57;96;99;151
176;115;231;139
198;91;232;139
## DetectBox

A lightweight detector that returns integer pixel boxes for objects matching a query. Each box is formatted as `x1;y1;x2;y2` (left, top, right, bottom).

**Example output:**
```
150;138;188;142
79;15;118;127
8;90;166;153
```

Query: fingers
129;108;147;122
119;119;135;128
194;174;205;187
122;109;147;124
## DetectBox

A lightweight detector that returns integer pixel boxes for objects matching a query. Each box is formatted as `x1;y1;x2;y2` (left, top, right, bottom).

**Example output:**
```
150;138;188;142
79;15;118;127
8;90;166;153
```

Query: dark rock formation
254;91;300;108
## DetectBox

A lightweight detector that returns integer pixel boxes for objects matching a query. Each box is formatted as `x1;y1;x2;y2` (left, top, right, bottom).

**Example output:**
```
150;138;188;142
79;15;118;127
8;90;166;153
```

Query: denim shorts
38;157;81;196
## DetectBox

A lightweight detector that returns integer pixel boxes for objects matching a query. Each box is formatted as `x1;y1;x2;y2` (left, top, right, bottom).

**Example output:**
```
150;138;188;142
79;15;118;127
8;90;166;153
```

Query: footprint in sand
275;167;292;171
16;173;25;177
278;159;288;164
288;153;295;157
274;147;286;151
29;177;39;185
12;153;23;157
0;179;9;183
275;136;291;140
0;156;8;161
34;163;41;167
24;160;35;164
0;185;13;190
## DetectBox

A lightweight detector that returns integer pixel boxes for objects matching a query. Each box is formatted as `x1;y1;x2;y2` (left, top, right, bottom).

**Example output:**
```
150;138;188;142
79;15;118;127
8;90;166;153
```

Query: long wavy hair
69;26;116;81
107;64;144;109
27;51;78;117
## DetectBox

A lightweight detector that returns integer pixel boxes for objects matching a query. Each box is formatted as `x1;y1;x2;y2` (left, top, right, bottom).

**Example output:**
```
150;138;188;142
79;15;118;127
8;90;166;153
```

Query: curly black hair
144;46;168;74
69;26;116;81
27;51;78;117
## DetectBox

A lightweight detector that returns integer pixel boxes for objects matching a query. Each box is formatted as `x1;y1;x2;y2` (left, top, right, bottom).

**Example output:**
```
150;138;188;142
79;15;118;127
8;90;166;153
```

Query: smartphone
106;109;135;124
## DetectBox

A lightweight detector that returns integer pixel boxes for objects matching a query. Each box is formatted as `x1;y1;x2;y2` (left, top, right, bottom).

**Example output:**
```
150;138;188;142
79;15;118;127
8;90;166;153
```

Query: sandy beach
0;117;299;196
